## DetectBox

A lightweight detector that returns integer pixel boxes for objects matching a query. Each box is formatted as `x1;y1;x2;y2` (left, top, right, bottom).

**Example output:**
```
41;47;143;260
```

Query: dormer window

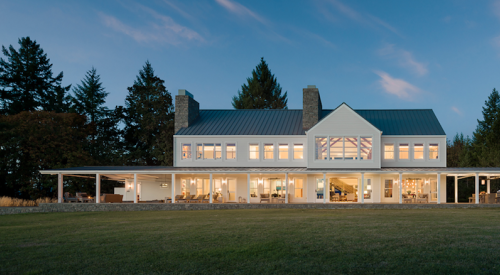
429;143;439;159
399;143;409;160
196;144;221;160
181;144;191;160
414;143;424;160
226;143;236;160
264;144;274;160
279;144;289;159
249;144;259;160
293;144;303;159
384;144;394;159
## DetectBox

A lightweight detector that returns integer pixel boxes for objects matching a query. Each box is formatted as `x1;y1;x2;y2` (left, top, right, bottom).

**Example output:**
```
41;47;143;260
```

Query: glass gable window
344;137;358;160
181;144;191;159
249;144;259;160
264;144;274;160
384;144;394;159
279;144;288;159
196;144;203;159
360;137;372;160
294;144;303;159
384;179;393;198
315;137;328;160
329;137;343;160
399;143;409;160
429;143;439;159
226;143;236;160
414;143;424;160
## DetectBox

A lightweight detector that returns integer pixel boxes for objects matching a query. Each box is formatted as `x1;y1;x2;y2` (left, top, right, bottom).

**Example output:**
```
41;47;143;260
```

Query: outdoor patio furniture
277;194;288;203
63;192;78;203
260;194;270;203
496;194;500;204
416;194;429;203
331;193;340;202
469;194;475;203
346;194;355;201
100;194;123;203
201;194;210;203
485;193;496;204
76;192;92;203
191;195;204;203
185;195;196;203
402;194;413;204
176;195;187;203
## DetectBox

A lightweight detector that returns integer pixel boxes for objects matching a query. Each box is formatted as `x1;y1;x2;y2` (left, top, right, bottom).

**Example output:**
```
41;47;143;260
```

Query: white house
41;86;500;204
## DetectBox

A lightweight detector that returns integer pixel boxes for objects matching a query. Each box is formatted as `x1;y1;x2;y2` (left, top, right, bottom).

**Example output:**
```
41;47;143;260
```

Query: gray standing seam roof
175;109;446;136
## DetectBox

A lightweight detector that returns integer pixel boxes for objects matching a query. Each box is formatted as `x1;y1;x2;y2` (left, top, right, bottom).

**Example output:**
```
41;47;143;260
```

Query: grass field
1;209;500;274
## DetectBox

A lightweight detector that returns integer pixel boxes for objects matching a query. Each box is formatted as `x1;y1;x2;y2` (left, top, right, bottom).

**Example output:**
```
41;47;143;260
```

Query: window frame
180;143;192;161
293;143;304;160
383;143;395;161
398;142;410;161
294;178;304;198
278;143;290;161
263;143;275;161
248;143;260;161
224;142;237;161
359;136;372;161
413;143;424;161
314;135;374;162
428;142;440;161
384;178;394;198
315;137;328;161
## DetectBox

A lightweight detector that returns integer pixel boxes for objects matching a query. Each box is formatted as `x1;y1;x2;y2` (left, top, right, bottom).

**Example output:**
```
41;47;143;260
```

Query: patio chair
191;194;204;203
201;194;210;203
331;193;340;202
63;192;78;203
277;194;287;203
185;195;196;203
402;194;413;204
469;194;475;203
166;195;184;203
76;192;91;203
176;195;187;203
260;194;270;203
416;193;428;203
346;193;355;202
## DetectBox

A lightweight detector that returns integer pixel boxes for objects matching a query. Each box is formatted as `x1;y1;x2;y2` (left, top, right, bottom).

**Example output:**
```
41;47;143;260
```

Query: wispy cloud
215;0;266;24
163;0;194;21
451;106;462;116
374;71;421;101
493;0;500;19
378;44;428;76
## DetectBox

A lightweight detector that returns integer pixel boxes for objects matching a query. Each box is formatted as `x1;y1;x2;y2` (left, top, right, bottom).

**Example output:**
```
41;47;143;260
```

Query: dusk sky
2;0;500;139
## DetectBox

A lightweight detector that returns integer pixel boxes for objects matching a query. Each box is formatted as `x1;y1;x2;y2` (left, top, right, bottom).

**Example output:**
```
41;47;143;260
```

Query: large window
315;137;328;160
249;144;259;160
196;144;202;159
429;143;439;159
181;144;191;160
294;178;303;198
250;180;258;197
195;144;221;160
279;144;288;159
344;137;358;160
329;137;343;160
360;137;372;160
399;143;409;160
196;178;210;196
226;143;236;160
414;143;424;160
384;144;394;159
264;144;274;160
384;179;393;198
294;144;304;159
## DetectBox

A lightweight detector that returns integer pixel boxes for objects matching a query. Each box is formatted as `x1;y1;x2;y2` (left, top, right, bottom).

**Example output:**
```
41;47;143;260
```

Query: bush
0;196;57;207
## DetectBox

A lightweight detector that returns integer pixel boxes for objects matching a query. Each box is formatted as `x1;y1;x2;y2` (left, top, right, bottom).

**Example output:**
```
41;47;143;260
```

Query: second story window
249;144;259;160
196;144;221;160
329;137;343;160
360;137;372;160
294;144;303;159
264;144;274;160
315;137;328;160
429;143;439;159
279;144;288;159
196;144;202;159
384;144;394;159
181;144;191;160
345;137;358;160
399;143;409;160
226;143;236;160
414;143;424;160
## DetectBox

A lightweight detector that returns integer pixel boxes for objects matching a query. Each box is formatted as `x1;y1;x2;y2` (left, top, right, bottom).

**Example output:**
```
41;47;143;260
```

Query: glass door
316;178;324;202
430;179;437;202
227;179;236;202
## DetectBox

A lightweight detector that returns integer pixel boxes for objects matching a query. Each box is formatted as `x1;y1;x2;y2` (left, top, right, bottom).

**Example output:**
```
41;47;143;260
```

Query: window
249;144;259;160
384;144;394;160
293;144;303;159
399;143;409;160
414;143;424;160
329;137;343;160
226;143;236;160
215;144;221;159
344;137;358;160
264;144;274;160
384;179;393;198
429;143;439;159
250;180;258;197
196;144;202;159
294;178;303;198
360;137;372;160
200;144;221;160
279;144;288;159
181;144;191;159
364;179;372;199
315;137;327;160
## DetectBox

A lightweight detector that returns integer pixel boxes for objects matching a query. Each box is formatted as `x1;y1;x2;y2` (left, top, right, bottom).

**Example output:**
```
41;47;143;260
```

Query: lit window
279;144;288;159
196;144;202;159
249;144;259;160
226;143;236;160
345;137;358;160
294;178;303;198
429;143;439;159
364;179;372;199
329;137;343;160
264;144;274;160
203;143;214;159
360;137;372;160
384;179;393;198
181;144;191;159
315;137;327;160
414;143;424;160
294;144;303;159
384;144;394;160
399;143;409;160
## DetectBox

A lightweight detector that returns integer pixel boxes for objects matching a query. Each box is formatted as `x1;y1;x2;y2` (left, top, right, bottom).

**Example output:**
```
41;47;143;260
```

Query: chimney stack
302;85;322;130
175;89;199;134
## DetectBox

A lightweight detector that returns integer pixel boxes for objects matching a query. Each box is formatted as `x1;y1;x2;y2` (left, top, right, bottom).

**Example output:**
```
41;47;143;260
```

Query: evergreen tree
123;61;174;166
232;57;287;109
70;67;109;124
474;88;500;146
0;37;70;115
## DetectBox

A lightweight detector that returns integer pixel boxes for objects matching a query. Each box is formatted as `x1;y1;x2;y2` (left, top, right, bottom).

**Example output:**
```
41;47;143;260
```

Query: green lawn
1;209;500;274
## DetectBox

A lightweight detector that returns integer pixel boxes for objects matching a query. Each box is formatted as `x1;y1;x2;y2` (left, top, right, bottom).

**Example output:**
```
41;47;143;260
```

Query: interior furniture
416;194;429;203
402;194;413;204
346;194;355;201
331;194;340;202
260;194;270;203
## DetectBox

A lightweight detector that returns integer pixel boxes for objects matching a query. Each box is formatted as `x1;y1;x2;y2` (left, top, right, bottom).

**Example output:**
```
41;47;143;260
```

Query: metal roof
175;109;445;136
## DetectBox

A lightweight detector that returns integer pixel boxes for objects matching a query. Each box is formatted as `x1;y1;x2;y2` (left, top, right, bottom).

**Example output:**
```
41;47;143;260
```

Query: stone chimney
302;85;322;130
175;89;199;134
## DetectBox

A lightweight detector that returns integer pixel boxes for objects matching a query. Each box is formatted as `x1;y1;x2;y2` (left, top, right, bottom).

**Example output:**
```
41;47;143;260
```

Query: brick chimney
302;85;322;130
175;89;199;134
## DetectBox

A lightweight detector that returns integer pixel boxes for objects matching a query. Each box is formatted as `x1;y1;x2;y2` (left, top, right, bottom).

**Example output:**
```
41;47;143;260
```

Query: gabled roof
175;108;446;136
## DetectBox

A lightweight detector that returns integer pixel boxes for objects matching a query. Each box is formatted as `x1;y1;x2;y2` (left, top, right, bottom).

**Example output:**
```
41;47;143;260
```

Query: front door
227;179;237;202
316;178;324;203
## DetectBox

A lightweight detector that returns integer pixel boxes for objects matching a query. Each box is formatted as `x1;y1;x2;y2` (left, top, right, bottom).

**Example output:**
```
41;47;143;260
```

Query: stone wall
303;86;322;130
174;94;199;134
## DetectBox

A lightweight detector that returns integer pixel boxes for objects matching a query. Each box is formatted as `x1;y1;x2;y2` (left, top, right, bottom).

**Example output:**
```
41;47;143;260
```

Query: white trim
262;142;276;161
428;141;440;161
383;143;395;161
224;141;237;161
412;142;425;162
180;142;193;162
277;143;290;161
248;142;261;161
397;142;410;162
292;143;305;161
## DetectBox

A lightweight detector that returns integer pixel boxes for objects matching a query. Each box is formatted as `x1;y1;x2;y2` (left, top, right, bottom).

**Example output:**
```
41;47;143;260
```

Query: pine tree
0;37;70;115
232;57;288;109
474;88;500;145
70;67;109;124
123;61;174;166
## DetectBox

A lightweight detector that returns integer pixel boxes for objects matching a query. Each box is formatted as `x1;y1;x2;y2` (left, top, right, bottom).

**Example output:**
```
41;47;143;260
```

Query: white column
487;176;491;194
58;173;63;203
437;173;441;204
361;173;365;204
247;173;250;204
209;173;213;203
475;173;479;204
323;173;326;204
399;173;403;204
96;174;101;203
454;176;458;203
285;173;289;204
171;174;175;203
134;174;138;203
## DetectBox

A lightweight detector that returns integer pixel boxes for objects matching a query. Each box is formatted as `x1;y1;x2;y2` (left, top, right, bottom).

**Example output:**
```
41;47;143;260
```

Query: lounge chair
416;193;428;203
201;194;211;203
346;193;355;202
63;192;78;203
76;192;92;203
260;194;270;203
191;195;205;203
185;195;196;203
176;195;188;203
331;193;340;202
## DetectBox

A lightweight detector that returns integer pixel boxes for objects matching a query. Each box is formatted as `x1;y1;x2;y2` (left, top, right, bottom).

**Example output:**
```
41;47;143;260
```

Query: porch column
487;176;491;194
361;172;365;204
323;173;326;204
285;173;289;204
247;173;250;204
475;173;479;204
171;174;175;203
58;173;63;203
209;173;213;203
96;174;101;203
399;172;402;204
437;173;441;204
134;173;138;203
454;176;458;203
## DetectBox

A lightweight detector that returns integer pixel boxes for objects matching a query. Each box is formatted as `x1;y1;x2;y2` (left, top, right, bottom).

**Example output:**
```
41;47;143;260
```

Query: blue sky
1;0;500;139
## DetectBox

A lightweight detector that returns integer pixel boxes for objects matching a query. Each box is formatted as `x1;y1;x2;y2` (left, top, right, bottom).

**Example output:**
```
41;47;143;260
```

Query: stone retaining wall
1;202;500;215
